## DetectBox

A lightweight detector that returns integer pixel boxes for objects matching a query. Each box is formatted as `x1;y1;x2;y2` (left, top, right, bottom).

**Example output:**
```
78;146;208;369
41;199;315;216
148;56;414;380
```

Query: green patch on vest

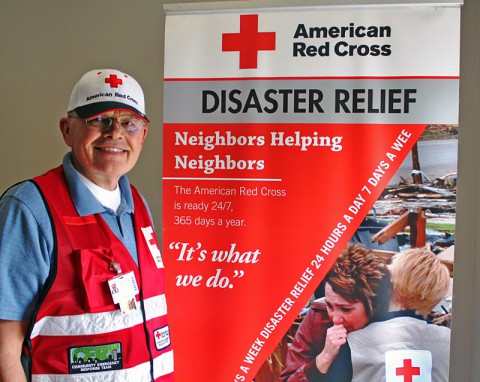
68;342;123;374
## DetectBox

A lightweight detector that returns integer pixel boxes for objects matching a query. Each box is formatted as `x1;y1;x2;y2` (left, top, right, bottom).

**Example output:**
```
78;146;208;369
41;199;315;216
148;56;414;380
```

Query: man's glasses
68;115;145;135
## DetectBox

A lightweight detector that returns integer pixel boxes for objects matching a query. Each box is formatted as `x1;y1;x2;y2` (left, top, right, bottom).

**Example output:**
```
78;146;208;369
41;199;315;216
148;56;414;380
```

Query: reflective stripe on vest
31;349;174;381
31;294;167;339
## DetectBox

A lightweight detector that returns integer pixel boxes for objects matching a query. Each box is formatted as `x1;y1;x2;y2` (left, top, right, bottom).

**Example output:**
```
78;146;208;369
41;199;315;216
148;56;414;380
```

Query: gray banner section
164;79;459;124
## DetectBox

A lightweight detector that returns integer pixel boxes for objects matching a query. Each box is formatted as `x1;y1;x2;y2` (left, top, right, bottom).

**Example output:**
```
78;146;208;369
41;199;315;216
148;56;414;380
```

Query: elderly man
0;69;174;381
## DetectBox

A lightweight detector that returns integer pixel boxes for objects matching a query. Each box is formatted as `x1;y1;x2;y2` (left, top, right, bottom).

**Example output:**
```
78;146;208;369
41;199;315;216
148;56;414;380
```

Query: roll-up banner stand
163;2;461;381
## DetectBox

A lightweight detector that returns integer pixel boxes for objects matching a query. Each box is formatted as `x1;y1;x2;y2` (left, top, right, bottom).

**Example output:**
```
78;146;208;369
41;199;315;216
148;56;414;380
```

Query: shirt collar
62;152;134;216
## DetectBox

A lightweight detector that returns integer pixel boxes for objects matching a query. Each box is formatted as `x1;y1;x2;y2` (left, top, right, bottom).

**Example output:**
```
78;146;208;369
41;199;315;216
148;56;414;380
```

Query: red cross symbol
396;359;421;382
155;331;162;340
222;14;276;69
105;74;123;88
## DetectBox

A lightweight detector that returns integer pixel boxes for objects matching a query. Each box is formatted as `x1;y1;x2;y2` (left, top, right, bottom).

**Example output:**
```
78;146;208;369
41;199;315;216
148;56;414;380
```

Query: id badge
108;271;139;314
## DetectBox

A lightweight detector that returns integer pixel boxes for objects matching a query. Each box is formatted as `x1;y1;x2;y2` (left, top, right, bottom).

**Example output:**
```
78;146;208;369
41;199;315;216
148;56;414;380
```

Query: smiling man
0;69;174;381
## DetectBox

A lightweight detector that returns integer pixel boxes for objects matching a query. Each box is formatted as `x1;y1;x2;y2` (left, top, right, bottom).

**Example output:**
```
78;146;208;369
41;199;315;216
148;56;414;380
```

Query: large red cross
105;74;123;88
396;359;421;382
222;14;276;69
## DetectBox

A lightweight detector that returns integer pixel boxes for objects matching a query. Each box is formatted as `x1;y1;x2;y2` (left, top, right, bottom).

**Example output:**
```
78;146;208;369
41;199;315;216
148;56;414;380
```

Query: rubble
372;172;457;227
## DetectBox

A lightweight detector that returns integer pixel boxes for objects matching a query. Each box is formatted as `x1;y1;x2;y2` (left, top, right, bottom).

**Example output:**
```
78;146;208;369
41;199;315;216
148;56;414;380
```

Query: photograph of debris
372;124;456;271
256;124;457;382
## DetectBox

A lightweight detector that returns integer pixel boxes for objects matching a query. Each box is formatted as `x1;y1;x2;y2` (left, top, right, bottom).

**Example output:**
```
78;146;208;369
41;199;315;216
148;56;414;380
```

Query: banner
163;4;460;381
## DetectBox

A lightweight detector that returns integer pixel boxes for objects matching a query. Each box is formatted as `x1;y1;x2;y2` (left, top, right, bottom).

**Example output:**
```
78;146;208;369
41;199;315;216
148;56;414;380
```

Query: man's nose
103;119;123;138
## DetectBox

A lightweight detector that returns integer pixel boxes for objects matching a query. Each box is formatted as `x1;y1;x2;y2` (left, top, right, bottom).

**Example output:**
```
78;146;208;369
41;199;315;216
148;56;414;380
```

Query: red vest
26;166;174;381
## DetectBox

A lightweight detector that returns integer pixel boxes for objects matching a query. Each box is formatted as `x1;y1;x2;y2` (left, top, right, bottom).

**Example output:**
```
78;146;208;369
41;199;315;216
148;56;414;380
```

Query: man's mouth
97;147;125;153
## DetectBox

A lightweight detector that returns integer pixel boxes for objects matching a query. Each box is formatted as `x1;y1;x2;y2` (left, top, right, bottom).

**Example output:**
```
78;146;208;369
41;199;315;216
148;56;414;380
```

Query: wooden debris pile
372;172;457;225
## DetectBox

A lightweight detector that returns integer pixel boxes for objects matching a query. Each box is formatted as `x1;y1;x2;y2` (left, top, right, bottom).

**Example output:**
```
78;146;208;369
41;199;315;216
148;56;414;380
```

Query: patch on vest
385;349;432;382
141;226;164;268
154;325;171;350
68;342;123;374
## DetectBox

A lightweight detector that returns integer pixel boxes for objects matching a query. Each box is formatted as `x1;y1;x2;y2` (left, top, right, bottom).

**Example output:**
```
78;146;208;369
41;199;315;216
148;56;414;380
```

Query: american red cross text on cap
222;14;276;69
67;69;149;122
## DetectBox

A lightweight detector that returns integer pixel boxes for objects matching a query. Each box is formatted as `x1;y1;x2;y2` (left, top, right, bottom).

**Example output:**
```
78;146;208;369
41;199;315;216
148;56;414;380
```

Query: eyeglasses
68;115;145;135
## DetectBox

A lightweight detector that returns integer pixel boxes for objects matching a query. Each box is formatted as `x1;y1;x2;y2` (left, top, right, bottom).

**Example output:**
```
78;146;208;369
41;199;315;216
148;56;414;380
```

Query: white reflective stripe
144;293;168;322
32;360;151;382
154;349;174;379
31;351;174;382
31;294;167;339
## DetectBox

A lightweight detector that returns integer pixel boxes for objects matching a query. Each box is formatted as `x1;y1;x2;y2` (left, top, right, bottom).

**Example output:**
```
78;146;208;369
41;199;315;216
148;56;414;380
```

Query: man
0;69;174;381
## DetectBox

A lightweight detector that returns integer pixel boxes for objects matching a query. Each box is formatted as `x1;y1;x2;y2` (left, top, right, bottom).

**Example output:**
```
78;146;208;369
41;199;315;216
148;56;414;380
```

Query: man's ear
59;117;73;148
141;124;149;146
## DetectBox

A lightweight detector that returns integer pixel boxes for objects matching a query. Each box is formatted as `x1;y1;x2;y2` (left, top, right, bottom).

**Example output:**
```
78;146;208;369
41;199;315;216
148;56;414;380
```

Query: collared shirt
0;153;146;321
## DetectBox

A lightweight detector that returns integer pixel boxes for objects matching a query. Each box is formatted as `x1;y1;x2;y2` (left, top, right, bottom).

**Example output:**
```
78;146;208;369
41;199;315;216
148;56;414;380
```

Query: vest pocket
76;247;120;312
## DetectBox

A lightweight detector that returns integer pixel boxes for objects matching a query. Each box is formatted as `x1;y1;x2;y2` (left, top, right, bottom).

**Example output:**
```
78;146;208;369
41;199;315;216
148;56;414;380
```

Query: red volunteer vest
25;166;174;381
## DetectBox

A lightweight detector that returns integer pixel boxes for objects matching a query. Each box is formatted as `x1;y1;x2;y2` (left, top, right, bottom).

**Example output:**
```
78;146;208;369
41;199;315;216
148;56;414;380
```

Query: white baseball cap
68;69;149;122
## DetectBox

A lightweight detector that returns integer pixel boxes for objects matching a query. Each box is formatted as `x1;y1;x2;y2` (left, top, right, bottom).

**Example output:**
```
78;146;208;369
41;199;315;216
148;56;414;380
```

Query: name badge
108;271;139;314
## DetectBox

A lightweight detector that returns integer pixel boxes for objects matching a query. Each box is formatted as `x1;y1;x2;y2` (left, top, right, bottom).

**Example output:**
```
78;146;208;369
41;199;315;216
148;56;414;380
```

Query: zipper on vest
139;291;155;381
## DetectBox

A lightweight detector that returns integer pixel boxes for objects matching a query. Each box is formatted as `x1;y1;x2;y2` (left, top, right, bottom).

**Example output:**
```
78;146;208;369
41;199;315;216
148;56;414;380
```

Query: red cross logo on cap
222;14;276;69
396;359;421;382
105;74;123;88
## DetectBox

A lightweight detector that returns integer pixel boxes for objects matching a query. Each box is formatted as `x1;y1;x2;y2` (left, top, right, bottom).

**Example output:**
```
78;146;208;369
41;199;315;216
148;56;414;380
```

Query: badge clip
110;261;122;275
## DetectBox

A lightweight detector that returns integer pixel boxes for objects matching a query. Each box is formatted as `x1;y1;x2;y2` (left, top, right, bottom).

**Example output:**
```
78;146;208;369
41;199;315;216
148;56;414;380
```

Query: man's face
61;109;148;190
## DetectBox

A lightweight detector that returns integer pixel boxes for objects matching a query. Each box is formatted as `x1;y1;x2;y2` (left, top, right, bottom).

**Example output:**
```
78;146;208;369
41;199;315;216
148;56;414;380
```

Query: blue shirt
0;153;144;321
